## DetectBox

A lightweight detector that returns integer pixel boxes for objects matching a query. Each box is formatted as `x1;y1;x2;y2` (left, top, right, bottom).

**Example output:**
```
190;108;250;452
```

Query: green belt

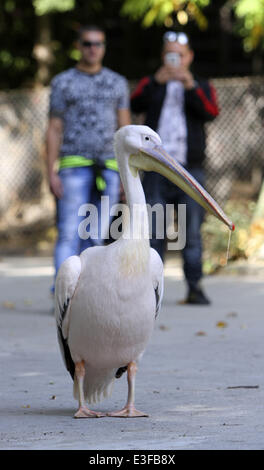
59;155;119;192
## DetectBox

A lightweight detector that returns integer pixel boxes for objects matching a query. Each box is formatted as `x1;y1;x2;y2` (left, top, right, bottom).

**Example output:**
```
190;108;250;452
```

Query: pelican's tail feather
73;366;116;404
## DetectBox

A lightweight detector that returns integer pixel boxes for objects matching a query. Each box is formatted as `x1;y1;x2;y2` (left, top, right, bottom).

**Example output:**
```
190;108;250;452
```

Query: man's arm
117;108;131;128
130;76;152;114
46;116;64;199
185;80;219;122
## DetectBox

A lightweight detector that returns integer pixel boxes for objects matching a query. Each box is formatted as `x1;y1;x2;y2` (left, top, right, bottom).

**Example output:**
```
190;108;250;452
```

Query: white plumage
54;125;233;418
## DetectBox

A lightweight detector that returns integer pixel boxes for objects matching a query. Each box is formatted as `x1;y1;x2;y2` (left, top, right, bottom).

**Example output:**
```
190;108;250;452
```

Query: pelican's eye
144;136;150;141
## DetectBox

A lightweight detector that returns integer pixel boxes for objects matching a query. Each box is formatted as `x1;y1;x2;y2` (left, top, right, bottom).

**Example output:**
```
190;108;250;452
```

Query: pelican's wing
150;248;164;319
54;255;81;379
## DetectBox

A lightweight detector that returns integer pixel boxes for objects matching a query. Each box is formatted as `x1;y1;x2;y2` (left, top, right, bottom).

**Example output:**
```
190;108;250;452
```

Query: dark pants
143;167;205;289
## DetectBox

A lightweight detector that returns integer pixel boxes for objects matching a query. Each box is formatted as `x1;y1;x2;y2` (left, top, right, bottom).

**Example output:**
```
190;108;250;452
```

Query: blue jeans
54;166;120;276
143;167;205;289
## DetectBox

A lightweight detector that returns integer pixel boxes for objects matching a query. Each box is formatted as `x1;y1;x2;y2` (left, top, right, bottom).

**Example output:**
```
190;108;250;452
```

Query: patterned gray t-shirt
49;67;129;164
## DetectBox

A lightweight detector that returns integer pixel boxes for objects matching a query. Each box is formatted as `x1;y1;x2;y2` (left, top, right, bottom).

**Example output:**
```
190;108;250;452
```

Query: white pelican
55;125;234;418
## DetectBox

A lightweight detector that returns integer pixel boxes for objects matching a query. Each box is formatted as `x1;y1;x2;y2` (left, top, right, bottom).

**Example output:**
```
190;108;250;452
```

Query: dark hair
77;24;105;41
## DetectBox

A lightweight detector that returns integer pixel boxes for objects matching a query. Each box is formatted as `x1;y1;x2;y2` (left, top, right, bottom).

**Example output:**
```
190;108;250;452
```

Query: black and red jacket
130;75;219;167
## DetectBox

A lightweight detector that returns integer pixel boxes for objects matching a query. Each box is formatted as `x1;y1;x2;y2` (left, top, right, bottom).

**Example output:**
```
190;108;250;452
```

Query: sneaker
185;286;211;305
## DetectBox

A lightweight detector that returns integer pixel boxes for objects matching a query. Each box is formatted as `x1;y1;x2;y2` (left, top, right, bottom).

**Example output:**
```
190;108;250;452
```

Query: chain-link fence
0;77;264;235
0;87;55;234
206;77;264;203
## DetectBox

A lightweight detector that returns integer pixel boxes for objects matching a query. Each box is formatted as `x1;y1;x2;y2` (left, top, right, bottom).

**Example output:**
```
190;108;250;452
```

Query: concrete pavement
0;256;264;450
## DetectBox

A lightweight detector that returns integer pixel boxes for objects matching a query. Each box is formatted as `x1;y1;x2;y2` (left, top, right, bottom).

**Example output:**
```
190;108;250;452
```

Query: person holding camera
131;32;219;305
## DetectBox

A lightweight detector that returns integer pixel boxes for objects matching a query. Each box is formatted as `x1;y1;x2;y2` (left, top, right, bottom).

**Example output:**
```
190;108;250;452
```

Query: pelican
55;125;234;418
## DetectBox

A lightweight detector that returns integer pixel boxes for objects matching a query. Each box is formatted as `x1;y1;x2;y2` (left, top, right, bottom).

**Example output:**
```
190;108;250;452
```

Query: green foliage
234;0;264;51
0;0;263;90
33;0;75;15
4;0;16;13
0;50;13;67
202;200;256;274
0;0;37;89
122;0;264;50
121;0;210;29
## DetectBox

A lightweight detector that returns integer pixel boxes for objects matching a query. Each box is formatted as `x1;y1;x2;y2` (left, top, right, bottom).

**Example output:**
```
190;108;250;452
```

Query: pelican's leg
74;361;105;418
107;361;148;417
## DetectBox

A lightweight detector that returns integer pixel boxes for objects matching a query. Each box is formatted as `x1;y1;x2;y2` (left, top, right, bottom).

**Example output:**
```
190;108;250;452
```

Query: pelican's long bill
129;145;235;231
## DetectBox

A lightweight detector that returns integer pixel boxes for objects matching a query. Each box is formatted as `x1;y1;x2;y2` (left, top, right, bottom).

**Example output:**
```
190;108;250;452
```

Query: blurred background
1;0;264;273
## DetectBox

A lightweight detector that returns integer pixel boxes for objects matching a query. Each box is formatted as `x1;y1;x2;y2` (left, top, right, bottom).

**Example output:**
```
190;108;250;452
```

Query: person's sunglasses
163;31;188;45
81;41;105;48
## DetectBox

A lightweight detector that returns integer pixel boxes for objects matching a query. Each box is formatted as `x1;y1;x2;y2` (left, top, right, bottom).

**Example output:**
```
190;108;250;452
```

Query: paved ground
0;256;264;450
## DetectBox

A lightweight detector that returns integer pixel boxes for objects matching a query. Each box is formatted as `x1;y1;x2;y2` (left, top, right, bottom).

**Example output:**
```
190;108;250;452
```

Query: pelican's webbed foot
107;361;149;418
107;406;148;418
74;360;105;418
74;406;105;419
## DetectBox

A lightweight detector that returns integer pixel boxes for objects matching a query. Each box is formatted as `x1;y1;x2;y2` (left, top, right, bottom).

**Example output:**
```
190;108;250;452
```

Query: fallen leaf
216;321;228;328
195;331;207;336
177;299;187;305
2;301;15;309
159;324;170;331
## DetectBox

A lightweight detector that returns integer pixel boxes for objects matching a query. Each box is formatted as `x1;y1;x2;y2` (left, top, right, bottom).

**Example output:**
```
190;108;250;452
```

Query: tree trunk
33;14;54;85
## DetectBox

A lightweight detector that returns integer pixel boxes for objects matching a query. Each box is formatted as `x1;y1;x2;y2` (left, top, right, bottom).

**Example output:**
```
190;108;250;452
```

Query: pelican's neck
115;144;151;276
120;161;149;242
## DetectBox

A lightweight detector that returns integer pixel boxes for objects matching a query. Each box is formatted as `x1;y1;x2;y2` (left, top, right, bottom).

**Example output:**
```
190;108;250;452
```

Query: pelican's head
114;125;234;231
114;125;162;158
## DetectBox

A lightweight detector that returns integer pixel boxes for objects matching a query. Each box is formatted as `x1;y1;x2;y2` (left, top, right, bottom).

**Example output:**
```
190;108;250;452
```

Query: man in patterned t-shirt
46;25;130;279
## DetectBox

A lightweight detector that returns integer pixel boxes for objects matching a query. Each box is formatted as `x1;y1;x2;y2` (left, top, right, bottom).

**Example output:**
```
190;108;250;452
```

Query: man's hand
46;117;63;198
155;65;195;89
154;65;173;84
169;66;196;89
49;171;63;199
